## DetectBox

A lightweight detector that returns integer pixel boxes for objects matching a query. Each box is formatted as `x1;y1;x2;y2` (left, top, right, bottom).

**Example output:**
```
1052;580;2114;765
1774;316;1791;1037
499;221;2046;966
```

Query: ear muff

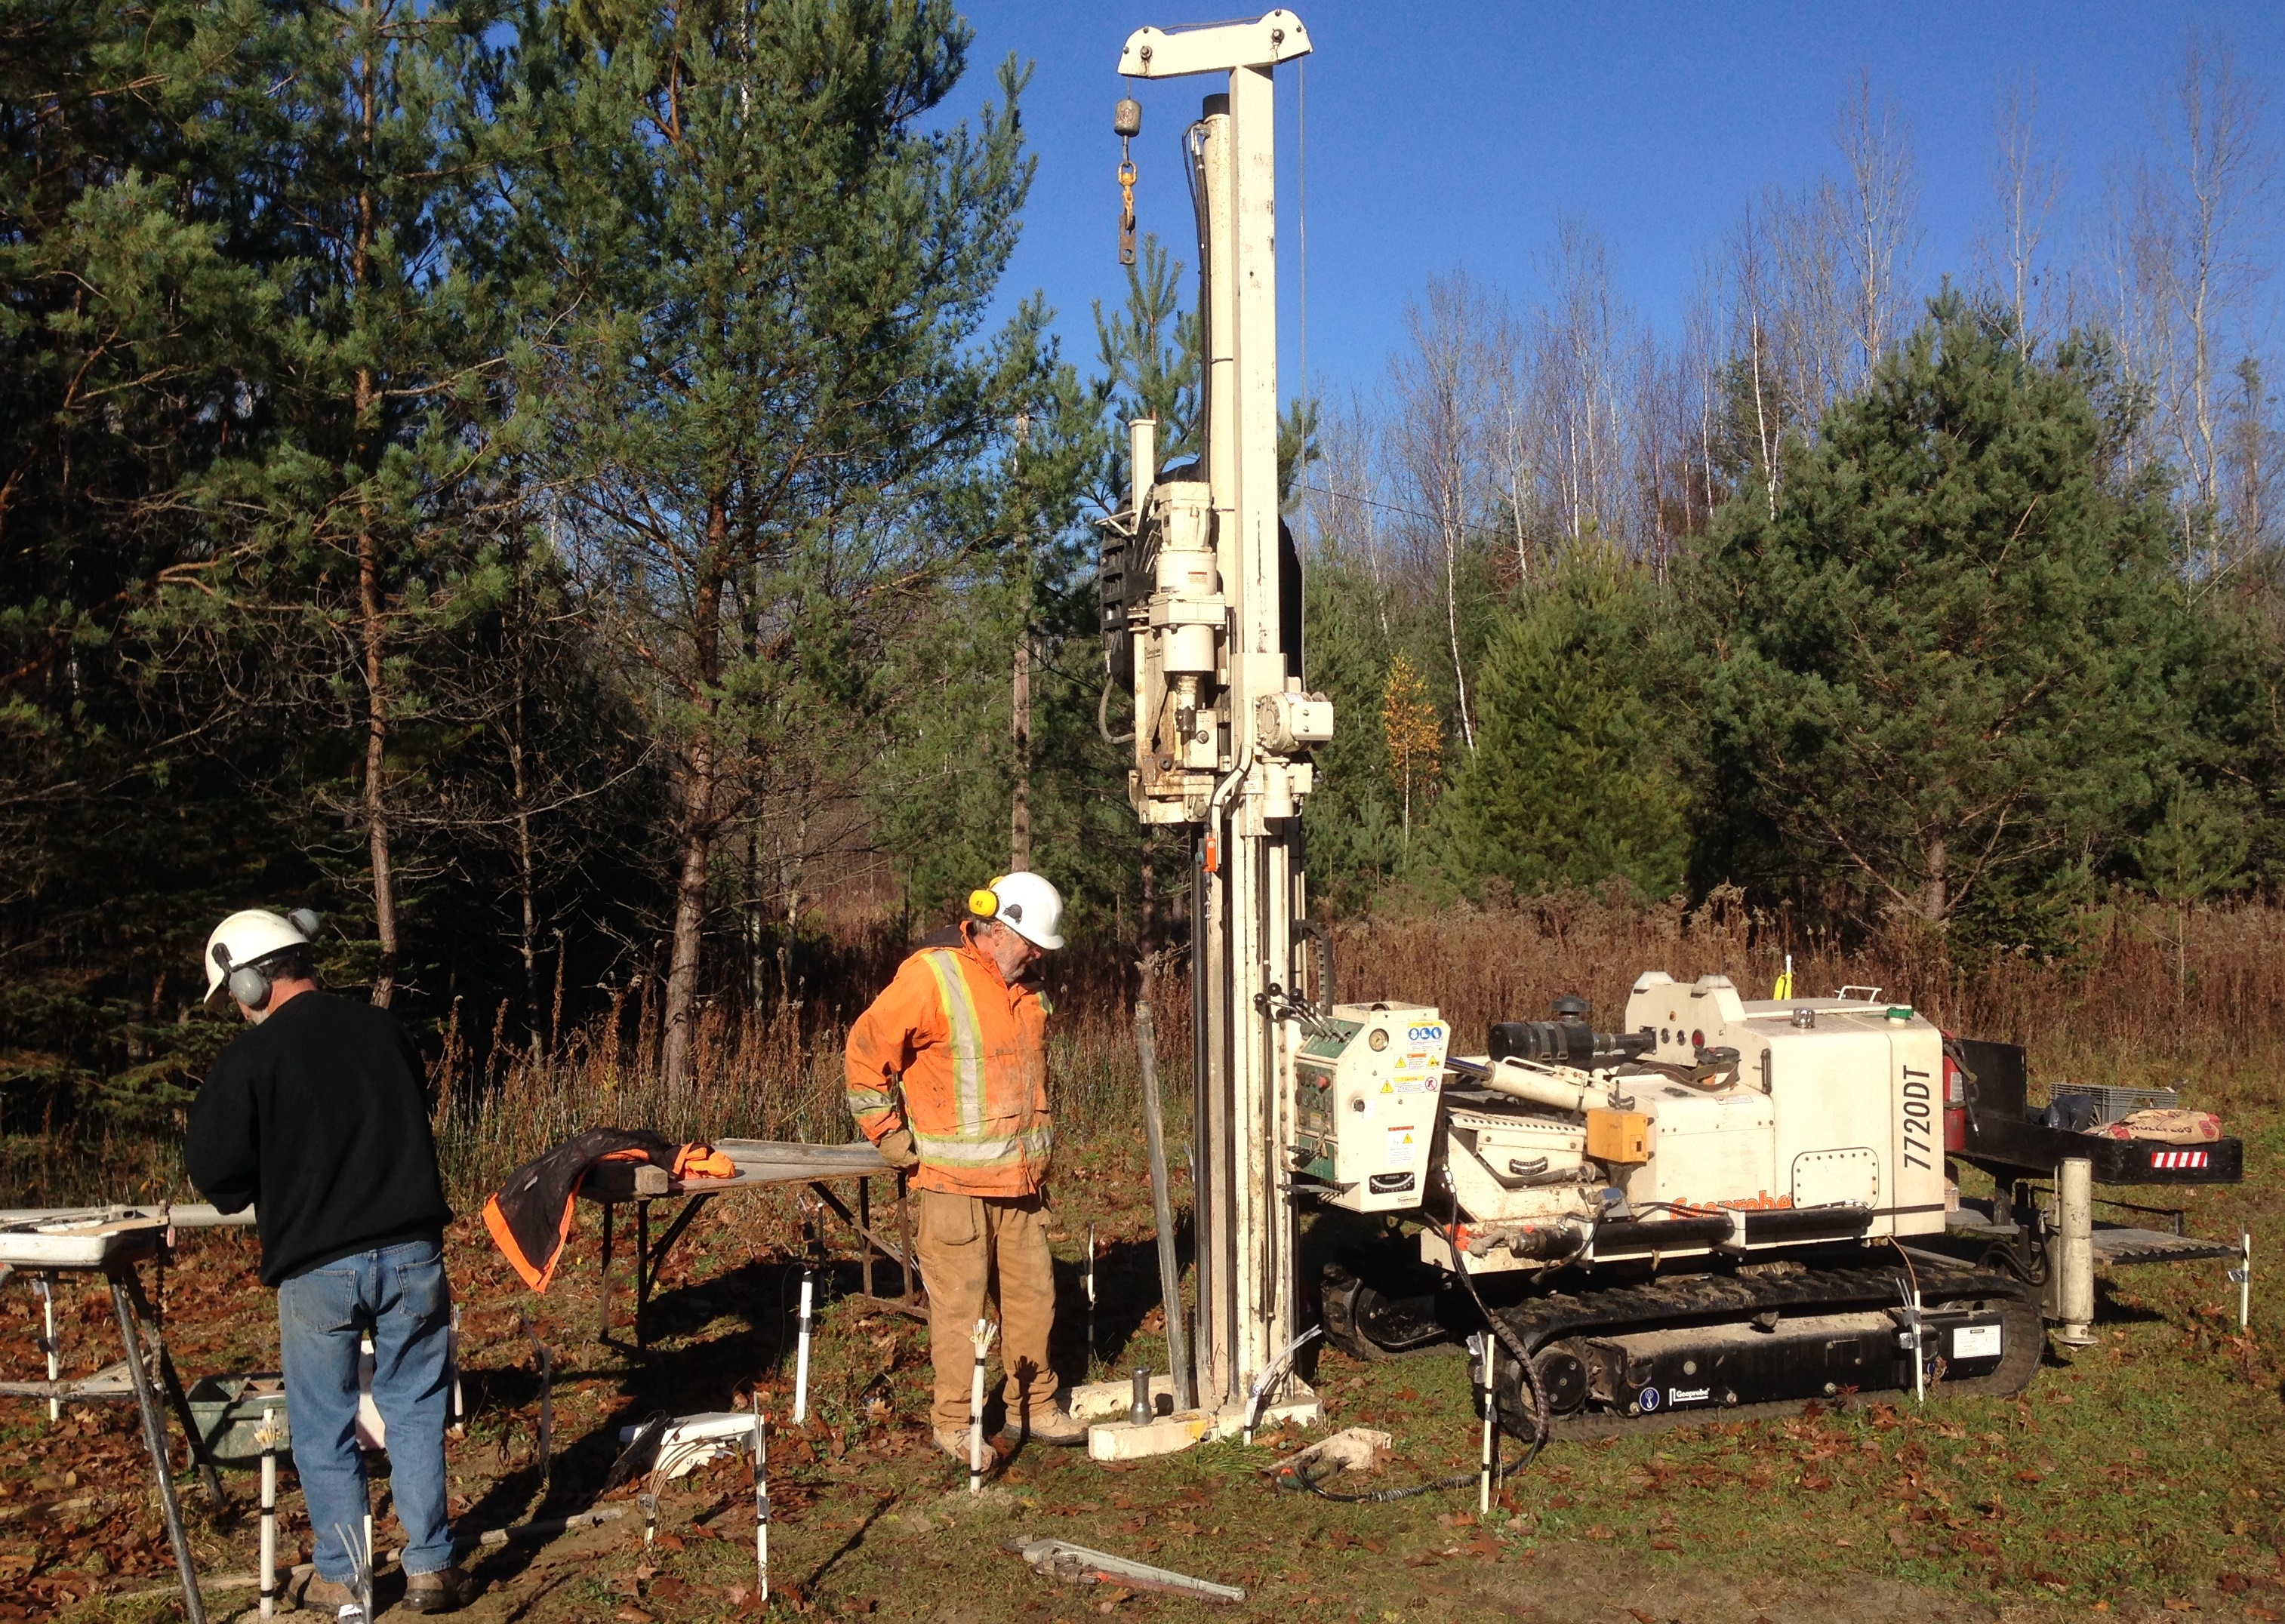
229;962;273;1010
968;887;1000;919
212;942;273;1010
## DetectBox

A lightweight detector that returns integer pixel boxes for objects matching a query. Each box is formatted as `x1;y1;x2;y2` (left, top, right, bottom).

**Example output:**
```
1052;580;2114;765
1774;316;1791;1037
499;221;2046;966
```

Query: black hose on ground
1277;1219;1555;1506
1431;1218;1554;1475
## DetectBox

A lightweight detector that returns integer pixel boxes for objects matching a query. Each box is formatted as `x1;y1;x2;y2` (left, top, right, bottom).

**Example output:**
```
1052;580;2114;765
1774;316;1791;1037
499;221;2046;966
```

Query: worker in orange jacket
845;872;1081;1458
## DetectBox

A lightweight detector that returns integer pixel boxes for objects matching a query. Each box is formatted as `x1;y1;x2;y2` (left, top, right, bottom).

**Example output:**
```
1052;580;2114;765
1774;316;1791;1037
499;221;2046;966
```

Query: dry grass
1327;890;2285;1110
6;894;2279;1210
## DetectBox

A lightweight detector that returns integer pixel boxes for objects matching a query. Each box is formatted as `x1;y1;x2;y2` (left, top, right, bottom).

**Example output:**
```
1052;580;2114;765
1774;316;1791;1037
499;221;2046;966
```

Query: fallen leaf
1585;1525;1614;1542
1650;1537;1681;1552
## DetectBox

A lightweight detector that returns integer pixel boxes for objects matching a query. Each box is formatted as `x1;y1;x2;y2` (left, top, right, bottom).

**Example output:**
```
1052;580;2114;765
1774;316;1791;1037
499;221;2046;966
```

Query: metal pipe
1135;984;1195;1411
1129;418;1157;513
2046;1158;2096;1347
1480;1057;1618;1117
791;1271;814;1423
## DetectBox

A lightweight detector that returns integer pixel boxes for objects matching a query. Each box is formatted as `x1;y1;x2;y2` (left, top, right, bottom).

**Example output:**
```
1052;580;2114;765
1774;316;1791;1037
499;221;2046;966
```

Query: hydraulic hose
1097;677;1134;746
1432;1217;1554;1475
1280;1218;1555;1506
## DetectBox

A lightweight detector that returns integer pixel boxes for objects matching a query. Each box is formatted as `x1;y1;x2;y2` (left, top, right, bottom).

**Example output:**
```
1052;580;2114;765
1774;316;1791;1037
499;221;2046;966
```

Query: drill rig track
1468;1257;2043;1442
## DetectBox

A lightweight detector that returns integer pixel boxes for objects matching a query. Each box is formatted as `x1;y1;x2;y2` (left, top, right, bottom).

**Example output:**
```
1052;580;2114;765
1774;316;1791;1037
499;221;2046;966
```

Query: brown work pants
915;1189;1058;1435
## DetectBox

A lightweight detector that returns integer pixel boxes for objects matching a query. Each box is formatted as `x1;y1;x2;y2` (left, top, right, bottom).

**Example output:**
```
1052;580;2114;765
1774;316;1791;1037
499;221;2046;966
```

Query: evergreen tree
1437;549;1689;900
1681;296;2183;945
513;0;1055;1090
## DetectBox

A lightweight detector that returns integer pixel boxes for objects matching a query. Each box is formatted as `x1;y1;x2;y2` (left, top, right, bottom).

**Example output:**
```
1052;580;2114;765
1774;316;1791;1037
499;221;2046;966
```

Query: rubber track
1485;1260;2043;1441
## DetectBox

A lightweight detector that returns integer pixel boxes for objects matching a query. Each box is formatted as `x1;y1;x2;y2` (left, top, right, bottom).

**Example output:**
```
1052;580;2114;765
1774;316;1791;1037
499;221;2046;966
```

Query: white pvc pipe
1479;1337;1498;1514
38;1275;57;1425
791;1273;814;1424
969;1320;993;1493
2242;1230;2253;1333
751;1410;768;1605
258;1433;278;1618
1085;1225;1097;1374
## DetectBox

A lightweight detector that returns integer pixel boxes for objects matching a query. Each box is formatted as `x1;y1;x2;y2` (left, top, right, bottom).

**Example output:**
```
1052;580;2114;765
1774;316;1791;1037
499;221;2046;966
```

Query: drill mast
1107;11;1326;1417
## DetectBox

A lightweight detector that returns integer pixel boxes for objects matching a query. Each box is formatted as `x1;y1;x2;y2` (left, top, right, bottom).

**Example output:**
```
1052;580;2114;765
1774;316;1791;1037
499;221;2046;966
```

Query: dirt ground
2;1131;2278;1624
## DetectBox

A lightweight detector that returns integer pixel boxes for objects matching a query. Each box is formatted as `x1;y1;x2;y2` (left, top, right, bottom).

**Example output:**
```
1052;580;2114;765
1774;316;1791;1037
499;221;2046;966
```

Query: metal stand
591;1173;925;1350
112;1268;208;1624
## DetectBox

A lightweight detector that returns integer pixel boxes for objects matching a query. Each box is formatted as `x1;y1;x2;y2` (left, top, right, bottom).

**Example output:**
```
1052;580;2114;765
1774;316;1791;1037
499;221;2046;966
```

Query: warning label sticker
1385;1126;1418;1169
1952;1323;2003;1359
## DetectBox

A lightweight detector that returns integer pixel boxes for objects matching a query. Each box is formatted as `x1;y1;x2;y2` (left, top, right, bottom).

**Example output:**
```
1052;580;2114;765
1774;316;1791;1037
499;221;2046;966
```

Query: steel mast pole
1115;11;1317;1419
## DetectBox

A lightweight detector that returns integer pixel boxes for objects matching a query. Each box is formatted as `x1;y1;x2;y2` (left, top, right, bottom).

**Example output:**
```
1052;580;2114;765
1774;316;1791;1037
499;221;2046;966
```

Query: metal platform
1948;1197;2242;1265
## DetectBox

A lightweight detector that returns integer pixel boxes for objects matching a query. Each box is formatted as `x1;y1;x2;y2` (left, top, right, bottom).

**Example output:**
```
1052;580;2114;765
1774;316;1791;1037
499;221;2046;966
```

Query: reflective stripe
922;951;987;1139
910;1124;1055;1164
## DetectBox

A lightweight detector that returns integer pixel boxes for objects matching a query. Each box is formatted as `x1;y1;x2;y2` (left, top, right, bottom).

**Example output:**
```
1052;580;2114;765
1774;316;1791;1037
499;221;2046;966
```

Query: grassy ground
2;1106;2278;1624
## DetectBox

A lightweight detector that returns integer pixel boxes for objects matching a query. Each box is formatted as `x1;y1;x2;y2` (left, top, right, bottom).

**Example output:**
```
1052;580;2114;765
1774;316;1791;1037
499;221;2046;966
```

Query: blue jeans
277;1240;454;1580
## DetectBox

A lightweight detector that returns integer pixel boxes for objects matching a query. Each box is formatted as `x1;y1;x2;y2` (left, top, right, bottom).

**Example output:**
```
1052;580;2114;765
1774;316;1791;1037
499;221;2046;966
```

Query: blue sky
949;2;2285;403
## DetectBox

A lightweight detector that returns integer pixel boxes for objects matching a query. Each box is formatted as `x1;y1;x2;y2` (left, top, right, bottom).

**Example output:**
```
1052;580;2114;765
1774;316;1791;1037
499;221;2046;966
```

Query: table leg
111;1275;207;1624
122;1266;225;1511
898;1174;915;1306
636;1201;651;1353
859;1178;875;1300
597;1203;615;1343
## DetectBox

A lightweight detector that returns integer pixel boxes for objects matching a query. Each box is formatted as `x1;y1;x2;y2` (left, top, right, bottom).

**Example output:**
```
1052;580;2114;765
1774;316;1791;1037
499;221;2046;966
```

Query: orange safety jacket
844;931;1052;1197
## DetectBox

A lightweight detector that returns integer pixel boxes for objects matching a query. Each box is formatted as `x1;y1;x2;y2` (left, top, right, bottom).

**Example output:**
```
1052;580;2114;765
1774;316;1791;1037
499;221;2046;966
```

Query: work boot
934;1424;975;1463
998;1404;1088;1447
301;1575;365;1621
402;1564;479;1613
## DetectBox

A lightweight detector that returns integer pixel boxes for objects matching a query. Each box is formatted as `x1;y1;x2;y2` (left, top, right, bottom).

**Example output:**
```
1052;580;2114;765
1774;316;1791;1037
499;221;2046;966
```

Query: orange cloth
673;1143;736;1180
844;932;1052;1196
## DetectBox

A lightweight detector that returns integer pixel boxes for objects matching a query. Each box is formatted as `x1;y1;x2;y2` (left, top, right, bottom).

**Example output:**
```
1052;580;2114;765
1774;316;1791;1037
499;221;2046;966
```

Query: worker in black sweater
184;908;476;1619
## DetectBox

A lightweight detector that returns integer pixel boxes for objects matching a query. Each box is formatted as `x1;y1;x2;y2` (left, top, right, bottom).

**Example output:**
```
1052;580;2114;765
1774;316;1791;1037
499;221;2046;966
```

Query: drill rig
1098;11;2241;1448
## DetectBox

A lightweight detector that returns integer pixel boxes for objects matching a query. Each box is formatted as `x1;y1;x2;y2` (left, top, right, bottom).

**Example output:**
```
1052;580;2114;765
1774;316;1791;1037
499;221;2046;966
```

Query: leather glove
876;1127;921;1170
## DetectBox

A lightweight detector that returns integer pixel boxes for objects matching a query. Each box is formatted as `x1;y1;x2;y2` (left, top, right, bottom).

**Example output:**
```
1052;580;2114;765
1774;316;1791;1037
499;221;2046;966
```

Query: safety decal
1952;1323;2003;1358
1385;1126;1418;1169
1637;1386;1661;1412
2148;1149;2210;1170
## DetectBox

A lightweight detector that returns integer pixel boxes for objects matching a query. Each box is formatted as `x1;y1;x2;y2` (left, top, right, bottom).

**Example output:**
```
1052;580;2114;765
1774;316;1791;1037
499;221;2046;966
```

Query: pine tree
515;0;1053;1091
1683;295;2184;944
1438;549;1689;899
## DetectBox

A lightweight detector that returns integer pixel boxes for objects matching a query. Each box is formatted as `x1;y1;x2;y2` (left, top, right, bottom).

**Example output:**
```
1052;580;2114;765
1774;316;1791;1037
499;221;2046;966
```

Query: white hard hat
970;872;1064;951
203;908;319;1010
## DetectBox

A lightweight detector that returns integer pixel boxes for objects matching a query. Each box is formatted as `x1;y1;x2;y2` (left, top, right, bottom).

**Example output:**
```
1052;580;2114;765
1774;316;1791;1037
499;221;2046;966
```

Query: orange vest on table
843;934;1052;1197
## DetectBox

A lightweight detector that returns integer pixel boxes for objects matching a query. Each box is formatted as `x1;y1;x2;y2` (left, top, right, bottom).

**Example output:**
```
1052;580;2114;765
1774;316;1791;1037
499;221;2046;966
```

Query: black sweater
186;992;453;1286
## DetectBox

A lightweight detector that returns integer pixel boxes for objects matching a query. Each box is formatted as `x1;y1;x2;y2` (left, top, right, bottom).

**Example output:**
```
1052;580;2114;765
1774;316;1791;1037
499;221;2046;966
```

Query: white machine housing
1620;972;1949;1231
1293;1004;1450;1213
1406;976;1949;1275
